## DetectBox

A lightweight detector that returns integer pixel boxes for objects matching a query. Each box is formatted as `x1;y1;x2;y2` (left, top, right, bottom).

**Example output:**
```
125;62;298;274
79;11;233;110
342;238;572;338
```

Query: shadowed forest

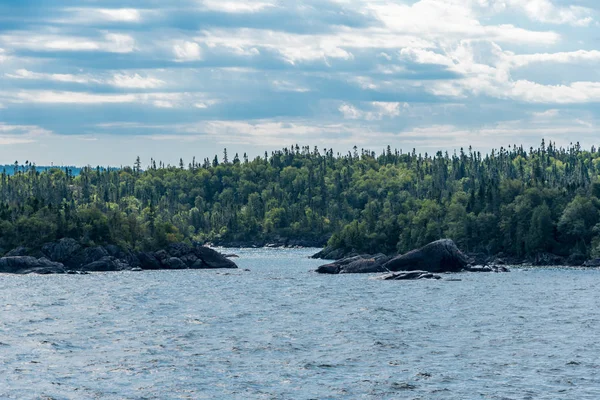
1;140;599;261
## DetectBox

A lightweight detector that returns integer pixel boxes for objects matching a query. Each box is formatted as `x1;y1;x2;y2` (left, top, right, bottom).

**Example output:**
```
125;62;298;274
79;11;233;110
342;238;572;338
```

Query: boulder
137;252;161;270
5;246;28;257
193;246;238;269
340;258;388;274
80;256;131;272
315;263;341;274
41;238;81;264
583;258;600;267
164;257;187;270
382;239;468;273
0;256;65;274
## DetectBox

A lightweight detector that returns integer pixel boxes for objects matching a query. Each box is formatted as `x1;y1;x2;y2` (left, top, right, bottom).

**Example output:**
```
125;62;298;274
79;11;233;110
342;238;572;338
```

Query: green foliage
1;141;600;259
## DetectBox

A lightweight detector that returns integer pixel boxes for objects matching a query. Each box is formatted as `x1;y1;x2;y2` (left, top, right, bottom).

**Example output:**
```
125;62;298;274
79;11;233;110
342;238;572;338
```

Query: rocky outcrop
0;240;238;274
315;254;390;274
0;256;65;274
382;239;469;273
314;239;508;278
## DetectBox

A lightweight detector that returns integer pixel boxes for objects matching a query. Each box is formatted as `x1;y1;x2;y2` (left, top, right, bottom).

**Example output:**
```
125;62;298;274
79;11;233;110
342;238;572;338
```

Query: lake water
1;248;599;399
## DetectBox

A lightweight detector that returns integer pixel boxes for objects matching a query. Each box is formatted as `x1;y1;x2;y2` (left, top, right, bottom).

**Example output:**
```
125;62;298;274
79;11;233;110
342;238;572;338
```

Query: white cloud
6;69;99;84
3;91;216;108
499;0;593;26
5;70;164;89
340;101;408;120
109;73;165;89
0;32;135;53
199;1;275;13
0;123;53;145
64;8;143;23
173;41;203;61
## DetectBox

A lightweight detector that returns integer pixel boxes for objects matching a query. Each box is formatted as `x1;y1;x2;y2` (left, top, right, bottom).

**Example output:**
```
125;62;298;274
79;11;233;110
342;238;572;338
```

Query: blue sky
0;0;599;166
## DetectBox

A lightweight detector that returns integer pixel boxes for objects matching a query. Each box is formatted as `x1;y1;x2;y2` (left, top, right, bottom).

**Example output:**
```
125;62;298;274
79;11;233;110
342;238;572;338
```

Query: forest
1;140;599;262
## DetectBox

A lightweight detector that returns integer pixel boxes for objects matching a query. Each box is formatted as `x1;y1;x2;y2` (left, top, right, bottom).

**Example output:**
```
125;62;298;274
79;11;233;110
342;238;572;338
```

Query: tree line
1;140;599;260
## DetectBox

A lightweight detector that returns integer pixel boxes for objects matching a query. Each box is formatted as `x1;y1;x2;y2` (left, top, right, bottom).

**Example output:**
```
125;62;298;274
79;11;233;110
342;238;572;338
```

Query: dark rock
0;256;65;274
137;252;161;270
583;258;600;267
154;250;169;263
311;246;347;260
180;254;198;267
166;243;191;258
80;256;131;272
164;257;187;269
382;239;469;273
193;245;238;269
465;265;494;273
531;252;565;266
41;238;81;264
378;271;442;280
315;263;341;274
223;254;239;258
340;258;387;274
5;246;28;257
567;253;587;266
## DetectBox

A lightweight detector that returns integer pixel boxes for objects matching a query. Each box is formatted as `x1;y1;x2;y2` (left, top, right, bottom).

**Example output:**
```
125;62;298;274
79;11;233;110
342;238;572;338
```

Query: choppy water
1;248;600;399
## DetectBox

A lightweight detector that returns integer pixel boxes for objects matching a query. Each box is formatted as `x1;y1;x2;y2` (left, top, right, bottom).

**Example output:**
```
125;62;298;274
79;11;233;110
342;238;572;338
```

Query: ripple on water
0;249;600;399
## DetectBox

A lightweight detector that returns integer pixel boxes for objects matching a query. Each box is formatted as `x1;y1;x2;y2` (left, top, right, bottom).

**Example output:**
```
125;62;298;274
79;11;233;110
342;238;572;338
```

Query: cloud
339;101;408;120
500;0;593;26
0;32;135;53
109;73;165;89
173;41;203;61
3;90;214;108
5;70;164;89
63;8;143;23
0;123;53;145
199;1;275;13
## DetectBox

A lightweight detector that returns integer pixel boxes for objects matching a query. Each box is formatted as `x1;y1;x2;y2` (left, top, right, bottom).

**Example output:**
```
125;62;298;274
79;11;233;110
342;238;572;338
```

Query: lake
1;247;599;399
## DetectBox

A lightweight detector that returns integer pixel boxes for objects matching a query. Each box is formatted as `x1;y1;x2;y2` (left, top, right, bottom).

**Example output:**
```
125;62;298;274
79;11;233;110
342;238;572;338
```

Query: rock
465;265;510;273
311;246;348;260
531;252;565;266
223;254;239;258
166;243;191;258
164;257;187;270
5;246;28;257
315;263;341;274
340;258;388;274
583;258;600;267
41;238;81;264
378;271;442;280
137;252;161;270
382;239;468;273
465;265;494;273
80;256;131;272
567;253;587;266
193;246;238;269
0;256;65;274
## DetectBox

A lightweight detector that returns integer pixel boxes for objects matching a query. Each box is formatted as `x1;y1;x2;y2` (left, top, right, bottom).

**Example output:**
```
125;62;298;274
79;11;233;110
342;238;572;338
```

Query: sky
0;0;599;167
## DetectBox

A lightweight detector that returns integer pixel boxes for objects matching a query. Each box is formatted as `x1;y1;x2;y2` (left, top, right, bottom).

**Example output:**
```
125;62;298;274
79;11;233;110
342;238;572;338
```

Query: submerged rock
315;253;391;274
382;239;468;273
378;271;442;280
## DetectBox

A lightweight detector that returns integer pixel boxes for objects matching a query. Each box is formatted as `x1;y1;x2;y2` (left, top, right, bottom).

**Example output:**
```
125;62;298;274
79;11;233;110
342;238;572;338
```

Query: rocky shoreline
314;239;512;280
0;239;238;275
312;242;600;268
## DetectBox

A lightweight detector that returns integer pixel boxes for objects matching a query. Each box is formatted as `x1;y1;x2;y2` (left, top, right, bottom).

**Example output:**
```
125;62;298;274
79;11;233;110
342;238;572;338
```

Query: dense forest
1;140;600;262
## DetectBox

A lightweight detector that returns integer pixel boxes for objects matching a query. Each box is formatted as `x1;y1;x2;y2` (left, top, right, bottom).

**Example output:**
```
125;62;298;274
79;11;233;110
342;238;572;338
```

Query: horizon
1;0;599;165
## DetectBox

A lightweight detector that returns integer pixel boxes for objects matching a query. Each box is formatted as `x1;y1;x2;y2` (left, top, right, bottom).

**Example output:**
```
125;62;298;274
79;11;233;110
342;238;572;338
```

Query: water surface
1;248;599;399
